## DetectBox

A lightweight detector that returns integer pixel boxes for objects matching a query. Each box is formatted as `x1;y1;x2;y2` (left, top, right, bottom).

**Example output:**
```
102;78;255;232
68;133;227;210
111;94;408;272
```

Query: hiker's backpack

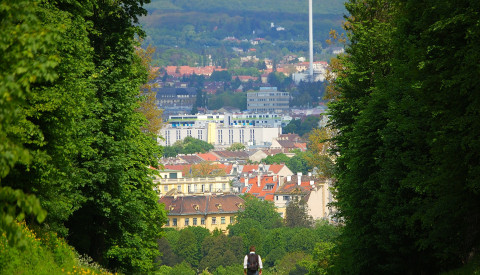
247;253;259;271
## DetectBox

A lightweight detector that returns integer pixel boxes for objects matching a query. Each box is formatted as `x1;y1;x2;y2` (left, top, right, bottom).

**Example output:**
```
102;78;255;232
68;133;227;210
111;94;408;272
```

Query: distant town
153;51;337;232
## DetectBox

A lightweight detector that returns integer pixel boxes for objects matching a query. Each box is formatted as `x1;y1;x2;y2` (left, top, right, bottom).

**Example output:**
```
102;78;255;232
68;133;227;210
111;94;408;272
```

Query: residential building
247;87;290;113
274;173;335;221
154;169;233;197
159;194;244;232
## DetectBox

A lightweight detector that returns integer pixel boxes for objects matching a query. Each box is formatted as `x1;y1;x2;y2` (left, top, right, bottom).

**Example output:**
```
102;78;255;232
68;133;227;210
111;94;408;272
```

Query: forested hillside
140;0;346;66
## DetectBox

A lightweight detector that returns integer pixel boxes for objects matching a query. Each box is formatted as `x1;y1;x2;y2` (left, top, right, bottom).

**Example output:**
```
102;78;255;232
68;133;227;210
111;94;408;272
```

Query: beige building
154;169;233;197
159;194;244;232
274;173;335;221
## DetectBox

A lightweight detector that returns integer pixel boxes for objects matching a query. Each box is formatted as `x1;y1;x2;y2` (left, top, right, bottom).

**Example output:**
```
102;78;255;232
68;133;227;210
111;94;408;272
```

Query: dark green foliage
285;199;314;228
209;70;232;82
207;91;247;111
141;0;346;66
329;0;480;274
261;151;313;174
262;153;290;165
291;81;326;108
1;0;168;273
229;195;283;234
267;72;293;91
163;136;214;157
283;116;321;137
199;234;244;271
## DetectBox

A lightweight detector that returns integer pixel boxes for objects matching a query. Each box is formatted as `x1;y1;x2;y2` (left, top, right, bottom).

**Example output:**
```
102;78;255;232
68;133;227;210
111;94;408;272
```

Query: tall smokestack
309;0;314;80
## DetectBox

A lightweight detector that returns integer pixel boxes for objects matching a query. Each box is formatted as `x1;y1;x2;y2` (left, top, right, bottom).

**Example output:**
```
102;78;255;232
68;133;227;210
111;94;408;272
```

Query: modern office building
247;87;290;113
158;112;284;147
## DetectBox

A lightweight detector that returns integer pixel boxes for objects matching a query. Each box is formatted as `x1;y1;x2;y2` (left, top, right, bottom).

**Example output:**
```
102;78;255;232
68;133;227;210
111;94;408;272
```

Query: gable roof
196;152;220;162
212;150;250;160
275;175;326;195
178;154;204;164
268;164;287;174
159;194;245;215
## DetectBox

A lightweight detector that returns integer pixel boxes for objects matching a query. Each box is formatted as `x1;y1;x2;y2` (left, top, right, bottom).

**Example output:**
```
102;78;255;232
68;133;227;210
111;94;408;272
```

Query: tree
136;45;164;135
285;199;313;228
329;0;480;273
261;153;290;165
228;195;282;238
199;234;244;272
306;128;335;178
210;70;232;82
311;241;336;275
184;162;226;178
175;229;201;267
226;143;246;151
0;0;57;247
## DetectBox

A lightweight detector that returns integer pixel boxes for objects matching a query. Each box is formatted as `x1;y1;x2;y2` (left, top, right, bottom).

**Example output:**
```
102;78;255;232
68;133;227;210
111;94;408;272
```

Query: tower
309;0;314;80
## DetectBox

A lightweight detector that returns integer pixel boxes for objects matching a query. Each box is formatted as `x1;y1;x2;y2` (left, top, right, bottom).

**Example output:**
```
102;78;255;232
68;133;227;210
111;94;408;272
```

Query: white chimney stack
257;174;261;187
297;172;302;185
287;175;292;182
310;180;314;186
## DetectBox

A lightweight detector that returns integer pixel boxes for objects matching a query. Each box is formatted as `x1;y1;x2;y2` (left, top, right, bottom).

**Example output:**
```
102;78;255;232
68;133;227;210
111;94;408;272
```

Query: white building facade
159;125;282;147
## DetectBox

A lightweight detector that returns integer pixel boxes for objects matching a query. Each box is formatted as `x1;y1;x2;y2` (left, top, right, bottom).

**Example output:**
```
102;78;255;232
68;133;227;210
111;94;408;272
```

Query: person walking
244;245;263;275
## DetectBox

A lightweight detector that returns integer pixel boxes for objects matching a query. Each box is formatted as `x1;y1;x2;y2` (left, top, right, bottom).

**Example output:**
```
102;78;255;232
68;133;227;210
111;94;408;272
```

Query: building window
212;217;217;225
221;217;226;224
276;196;278;201
283;196;290;201
173;218;177;226
222;183;226;191
164;185;168;192
230;216;234;224
201;217;205;225
169;172;177;179
177;185;182;192
166;219;170;226
193;218;197;225
185;218;189;226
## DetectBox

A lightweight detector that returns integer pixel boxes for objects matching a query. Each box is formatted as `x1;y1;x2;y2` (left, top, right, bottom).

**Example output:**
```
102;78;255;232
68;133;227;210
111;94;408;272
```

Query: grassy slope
0;223;113;275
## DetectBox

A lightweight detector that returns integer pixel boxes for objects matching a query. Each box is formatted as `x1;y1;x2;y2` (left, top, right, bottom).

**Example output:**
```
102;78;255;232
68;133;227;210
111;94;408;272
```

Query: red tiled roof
294;143;307;151
241;175;278;201
197;153;220;161
268;164;286;174
216;164;233;175
241;164;259;173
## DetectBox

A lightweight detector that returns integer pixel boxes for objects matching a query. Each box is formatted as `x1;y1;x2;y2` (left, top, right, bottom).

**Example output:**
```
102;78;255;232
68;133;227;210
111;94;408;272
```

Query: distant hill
140;0;347;66
145;0;346;15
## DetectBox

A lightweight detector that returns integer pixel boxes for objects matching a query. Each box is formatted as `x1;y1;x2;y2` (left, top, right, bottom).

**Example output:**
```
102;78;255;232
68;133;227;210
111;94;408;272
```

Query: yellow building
154;169;232;196
159;194;244;232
